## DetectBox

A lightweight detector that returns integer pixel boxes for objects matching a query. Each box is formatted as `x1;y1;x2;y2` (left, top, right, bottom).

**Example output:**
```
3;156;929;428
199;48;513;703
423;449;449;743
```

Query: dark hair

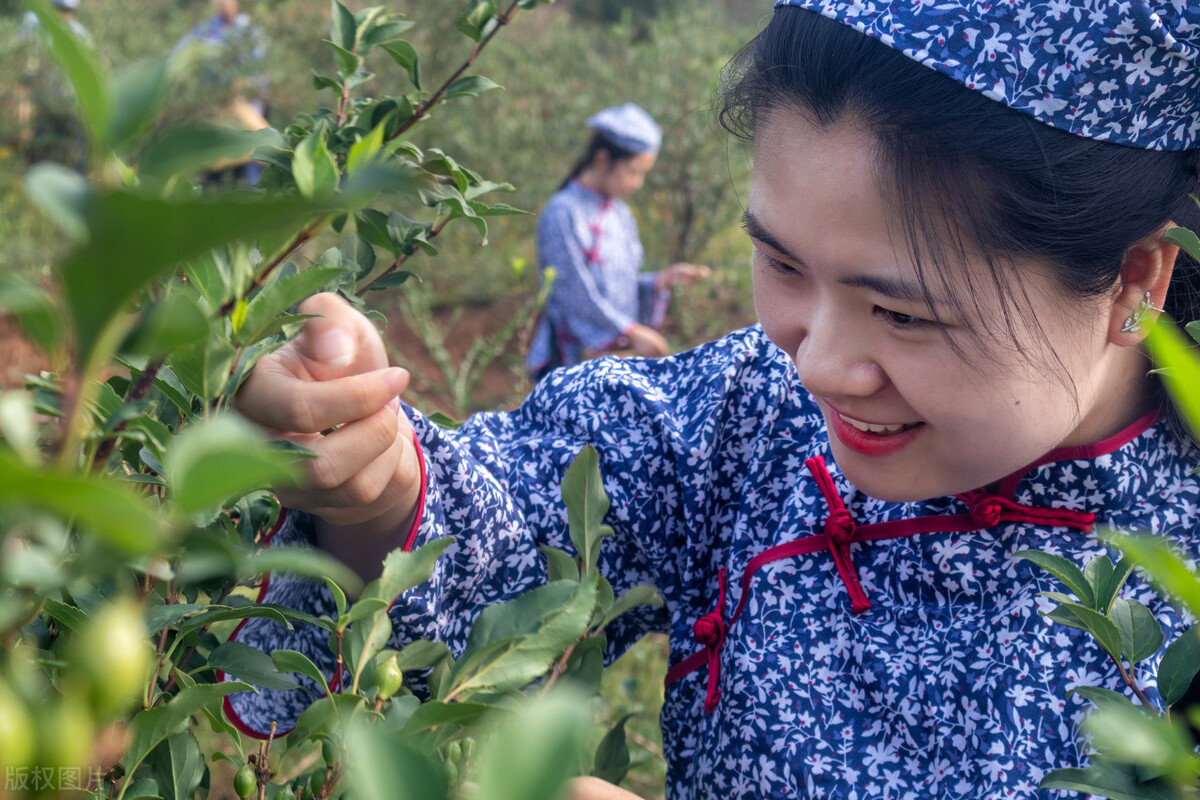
719;7;1200;371
559;131;643;191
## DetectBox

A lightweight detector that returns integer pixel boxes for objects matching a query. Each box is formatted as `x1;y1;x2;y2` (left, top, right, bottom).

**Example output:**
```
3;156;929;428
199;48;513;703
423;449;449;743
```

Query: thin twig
89;359;165;470
217;220;324;318
389;1;523;142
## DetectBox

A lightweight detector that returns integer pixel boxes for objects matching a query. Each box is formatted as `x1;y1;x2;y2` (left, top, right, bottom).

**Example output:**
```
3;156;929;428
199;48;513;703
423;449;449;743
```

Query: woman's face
596;151;656;200
749;109;1154;501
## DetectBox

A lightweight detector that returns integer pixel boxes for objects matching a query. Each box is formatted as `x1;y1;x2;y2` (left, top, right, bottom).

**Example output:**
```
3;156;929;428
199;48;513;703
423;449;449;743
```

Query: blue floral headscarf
773;0;1200;151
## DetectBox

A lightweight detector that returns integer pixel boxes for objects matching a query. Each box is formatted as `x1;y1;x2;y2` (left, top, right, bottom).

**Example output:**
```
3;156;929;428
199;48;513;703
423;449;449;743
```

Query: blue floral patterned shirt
526;181;670;374
229;325;1200;799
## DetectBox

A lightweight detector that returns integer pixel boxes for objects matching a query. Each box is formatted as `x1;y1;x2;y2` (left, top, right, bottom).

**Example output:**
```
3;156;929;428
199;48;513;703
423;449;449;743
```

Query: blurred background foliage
0;0;761;416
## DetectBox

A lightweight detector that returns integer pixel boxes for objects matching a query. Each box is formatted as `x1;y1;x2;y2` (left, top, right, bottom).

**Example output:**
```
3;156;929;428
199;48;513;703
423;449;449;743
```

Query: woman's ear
1109;225;1180;344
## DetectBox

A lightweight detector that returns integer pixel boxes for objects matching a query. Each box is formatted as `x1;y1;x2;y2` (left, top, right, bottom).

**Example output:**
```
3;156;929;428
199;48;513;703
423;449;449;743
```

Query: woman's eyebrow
741;209;945;306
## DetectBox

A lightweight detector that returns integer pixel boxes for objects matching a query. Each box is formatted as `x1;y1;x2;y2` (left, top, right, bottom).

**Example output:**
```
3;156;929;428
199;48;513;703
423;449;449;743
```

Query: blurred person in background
526;103;711;381
174;0;270;185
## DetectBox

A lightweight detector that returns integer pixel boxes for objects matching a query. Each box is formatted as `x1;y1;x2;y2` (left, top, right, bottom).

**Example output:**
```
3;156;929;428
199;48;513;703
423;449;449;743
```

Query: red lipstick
826;409;923;458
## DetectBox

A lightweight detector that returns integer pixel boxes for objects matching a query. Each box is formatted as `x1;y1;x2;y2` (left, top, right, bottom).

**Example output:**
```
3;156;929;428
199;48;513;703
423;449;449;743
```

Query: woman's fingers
294;292;391;380
237;365;408;434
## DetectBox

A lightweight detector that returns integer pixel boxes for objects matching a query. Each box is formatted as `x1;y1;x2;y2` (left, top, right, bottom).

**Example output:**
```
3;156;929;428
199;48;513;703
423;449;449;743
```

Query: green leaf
1069;685;1137;713
401;700;498;736
1158;624;1200;706
61;191;324;368
107;58;168;150
1107;532;1200;619
331;0;358;51
598;584;663;630
24;162;90;241
443;75;502;100
235;266;342;345
121;293;210;361
241;547;362;599
145;603;207;635
1092;555;1136;615
167;335;236;403
344;717;446;800
165;415;299;516
0;449;167;555
42;597;89;633
139;126;285;180
445;574;598;700
393;640;452;673
1109;598;1164;665
540;546;580;583
471;693;589;800
371;536;456;604
25;0;108;145
360;19;415;49
127;682;253;778
561;445;613;574
325;576;348;619
591;713;635;784
1012;549;1095;607
382;41;421;90
149;733;204;800
455;0;497;42
341;597;389;626
292;131;339;201
1040;761;1182;800
207;641;301;692
1145;317;1200;444
1046;602;1124;659
271;650;332;697
346;118;389;177
560;632;605;694
1164;226;1200;265
324;40;364;79
364;270;417;291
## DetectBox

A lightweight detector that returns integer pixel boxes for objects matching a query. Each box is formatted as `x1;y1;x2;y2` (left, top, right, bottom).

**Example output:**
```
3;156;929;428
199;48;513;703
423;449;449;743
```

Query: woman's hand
565;777;643;800
234;293;422;582
624;323;671;358
655;262;713;290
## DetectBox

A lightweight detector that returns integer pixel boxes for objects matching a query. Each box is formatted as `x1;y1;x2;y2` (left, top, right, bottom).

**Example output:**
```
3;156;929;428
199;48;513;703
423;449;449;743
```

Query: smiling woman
229;1;1200;798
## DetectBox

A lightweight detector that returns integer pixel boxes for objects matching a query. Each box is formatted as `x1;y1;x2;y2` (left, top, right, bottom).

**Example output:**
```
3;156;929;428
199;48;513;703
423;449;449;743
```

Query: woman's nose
791;313;886;399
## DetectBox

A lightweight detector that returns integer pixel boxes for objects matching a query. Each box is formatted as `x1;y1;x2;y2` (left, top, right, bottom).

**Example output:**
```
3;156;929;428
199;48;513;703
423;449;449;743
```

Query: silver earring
1120;291;1162;334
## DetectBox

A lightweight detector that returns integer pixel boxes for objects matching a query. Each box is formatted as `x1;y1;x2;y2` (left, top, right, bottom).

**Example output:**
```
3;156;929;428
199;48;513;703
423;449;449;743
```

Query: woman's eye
877;307;926;328
759;252;798;276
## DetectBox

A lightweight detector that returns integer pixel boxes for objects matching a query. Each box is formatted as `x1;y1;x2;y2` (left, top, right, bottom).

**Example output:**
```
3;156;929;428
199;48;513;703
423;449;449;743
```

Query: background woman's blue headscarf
773;0;1199;151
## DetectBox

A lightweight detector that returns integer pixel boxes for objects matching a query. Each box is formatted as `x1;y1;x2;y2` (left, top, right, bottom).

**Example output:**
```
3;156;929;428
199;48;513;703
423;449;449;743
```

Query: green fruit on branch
234;763;257;800
321;737;342;767
373;654;404;700
0;679;35;771
276;785;297;800
70;597;153;717
35;695;96;776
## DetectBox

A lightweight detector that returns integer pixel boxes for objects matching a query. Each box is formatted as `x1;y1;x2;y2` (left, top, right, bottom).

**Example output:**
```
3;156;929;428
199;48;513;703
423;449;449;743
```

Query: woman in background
526;103;710;380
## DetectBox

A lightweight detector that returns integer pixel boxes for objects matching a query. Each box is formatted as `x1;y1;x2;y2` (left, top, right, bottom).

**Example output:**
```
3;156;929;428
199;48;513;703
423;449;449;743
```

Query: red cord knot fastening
969;496;1004;527
806;456;872;615
824;508;856;545
692;566;728;714
693;611;725;647
957;489;1096;533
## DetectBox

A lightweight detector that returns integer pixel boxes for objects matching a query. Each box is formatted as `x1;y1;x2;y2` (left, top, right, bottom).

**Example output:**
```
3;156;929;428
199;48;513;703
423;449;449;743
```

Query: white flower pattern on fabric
227;325;1200;799
773;0;1200;150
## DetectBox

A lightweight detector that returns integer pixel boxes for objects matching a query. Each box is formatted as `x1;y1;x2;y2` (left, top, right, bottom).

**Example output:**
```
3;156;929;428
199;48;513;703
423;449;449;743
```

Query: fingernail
316;328;354;368
382;368;408;395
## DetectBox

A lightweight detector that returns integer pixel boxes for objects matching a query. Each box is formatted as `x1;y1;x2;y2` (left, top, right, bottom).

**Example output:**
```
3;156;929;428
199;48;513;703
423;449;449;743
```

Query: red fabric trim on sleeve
221;508;293;740
402;431;428;553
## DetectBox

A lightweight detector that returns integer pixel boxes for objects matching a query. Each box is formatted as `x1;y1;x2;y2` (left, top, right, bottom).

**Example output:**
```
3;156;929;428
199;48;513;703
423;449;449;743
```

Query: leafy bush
0;1;668;797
